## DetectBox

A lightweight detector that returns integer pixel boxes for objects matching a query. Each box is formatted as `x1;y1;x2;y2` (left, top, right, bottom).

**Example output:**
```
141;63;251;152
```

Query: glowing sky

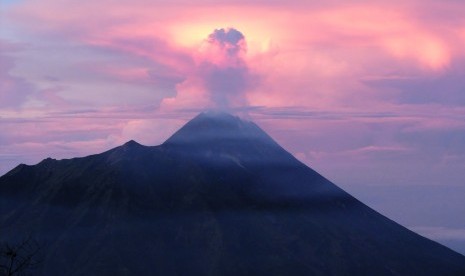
1;0;465;254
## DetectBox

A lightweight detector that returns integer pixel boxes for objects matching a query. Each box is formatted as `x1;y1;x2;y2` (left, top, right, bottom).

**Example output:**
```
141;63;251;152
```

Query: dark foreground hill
1;111;464;275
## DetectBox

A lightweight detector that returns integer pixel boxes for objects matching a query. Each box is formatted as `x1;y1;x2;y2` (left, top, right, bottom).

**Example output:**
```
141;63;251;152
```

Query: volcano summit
1;111;464;275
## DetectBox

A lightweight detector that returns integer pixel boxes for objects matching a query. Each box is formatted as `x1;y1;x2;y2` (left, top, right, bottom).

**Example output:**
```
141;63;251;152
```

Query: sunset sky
1;0;465;253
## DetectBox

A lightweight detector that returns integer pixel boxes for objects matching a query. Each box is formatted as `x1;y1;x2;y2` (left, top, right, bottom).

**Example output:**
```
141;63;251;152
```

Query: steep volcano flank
0;111;465;275
162;111;352;209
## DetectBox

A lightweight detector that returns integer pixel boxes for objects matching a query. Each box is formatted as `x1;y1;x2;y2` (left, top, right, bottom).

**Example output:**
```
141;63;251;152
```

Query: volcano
1;111;464;275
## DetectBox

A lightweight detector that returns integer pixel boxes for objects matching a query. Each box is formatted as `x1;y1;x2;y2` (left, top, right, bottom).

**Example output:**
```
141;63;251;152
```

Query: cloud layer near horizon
1;0;465;191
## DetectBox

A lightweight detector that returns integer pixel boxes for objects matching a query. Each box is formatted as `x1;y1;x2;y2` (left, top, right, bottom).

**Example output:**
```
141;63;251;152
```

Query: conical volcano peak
199;109;240;120
164;110;274;146
190;110;247;129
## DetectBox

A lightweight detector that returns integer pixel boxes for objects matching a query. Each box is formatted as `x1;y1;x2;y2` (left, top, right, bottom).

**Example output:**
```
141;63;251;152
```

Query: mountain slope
1;111;464;275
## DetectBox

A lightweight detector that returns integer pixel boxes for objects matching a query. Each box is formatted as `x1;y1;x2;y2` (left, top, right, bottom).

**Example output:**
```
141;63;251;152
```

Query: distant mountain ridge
1;111;464;275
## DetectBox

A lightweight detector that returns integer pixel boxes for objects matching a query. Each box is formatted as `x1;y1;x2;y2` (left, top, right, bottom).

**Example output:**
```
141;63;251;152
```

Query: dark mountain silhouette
1;111;464;275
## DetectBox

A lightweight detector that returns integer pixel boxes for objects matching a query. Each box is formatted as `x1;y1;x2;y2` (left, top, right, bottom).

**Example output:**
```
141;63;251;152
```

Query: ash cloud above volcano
199;28;254;110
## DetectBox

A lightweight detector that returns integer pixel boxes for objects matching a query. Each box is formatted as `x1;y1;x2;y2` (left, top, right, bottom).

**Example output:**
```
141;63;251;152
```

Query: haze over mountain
1;111;464;275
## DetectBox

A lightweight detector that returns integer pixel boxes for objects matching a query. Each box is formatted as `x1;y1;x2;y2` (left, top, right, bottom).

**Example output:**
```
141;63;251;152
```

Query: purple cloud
363;66;465;106
0;41;35;109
